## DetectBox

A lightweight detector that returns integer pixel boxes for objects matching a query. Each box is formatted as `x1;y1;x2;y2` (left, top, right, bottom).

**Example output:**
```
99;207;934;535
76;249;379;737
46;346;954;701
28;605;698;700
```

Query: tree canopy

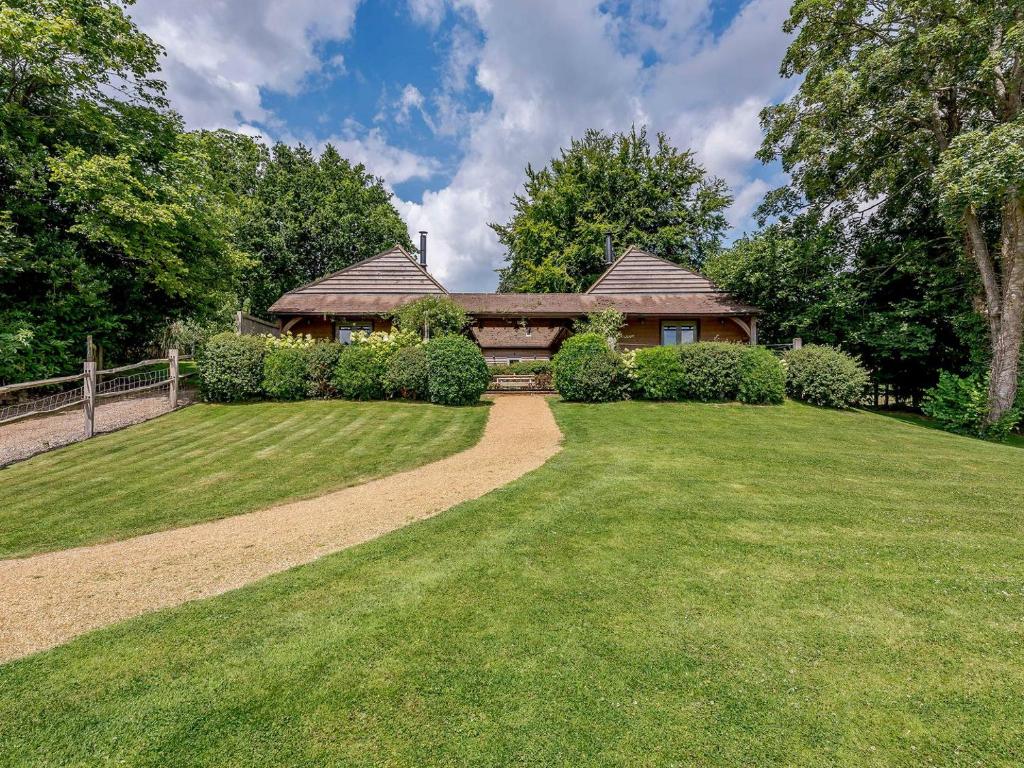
759;0;1024;422
493;127;731;293
234;143;412;317
0;0;247;382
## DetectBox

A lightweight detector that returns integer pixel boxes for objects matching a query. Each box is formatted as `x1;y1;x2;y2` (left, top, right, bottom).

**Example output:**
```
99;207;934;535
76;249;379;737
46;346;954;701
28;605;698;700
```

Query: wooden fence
236;311;279;337
0;349;189;436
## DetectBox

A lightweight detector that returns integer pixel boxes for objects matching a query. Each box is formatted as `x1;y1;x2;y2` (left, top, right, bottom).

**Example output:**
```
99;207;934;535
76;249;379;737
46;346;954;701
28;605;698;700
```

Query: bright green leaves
493;127;732;292
935;120;1024;223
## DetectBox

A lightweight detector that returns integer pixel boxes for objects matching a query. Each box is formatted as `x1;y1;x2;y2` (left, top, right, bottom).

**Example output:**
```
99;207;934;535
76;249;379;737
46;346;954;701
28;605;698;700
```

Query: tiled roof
282;246;446;296
470;325;566;349
269;291;759;316
588;247;720;294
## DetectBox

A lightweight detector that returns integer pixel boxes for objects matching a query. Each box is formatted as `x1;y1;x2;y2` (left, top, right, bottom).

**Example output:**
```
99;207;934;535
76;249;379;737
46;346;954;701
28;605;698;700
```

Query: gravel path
0;395;562;663
0;391;195;468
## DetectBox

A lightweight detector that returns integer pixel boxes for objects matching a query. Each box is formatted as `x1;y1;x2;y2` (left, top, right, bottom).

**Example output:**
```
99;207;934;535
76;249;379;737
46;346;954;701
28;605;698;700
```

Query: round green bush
384;344;430;400
262;345;310;400
631;346;685;400
677;342;746;401
333;343;386;400
552;333;628;403
425;334;490;406
784;344;868;408
305;342;344;399
738;346;786;405
198;332;268;402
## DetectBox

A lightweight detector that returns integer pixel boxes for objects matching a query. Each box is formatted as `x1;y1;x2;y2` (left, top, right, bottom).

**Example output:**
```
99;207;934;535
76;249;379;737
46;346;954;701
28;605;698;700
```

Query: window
336;324;372;344
661;321;697;346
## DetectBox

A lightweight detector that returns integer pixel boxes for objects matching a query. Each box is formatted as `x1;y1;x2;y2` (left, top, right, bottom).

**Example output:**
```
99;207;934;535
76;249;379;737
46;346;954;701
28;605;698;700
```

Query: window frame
660;320;698;346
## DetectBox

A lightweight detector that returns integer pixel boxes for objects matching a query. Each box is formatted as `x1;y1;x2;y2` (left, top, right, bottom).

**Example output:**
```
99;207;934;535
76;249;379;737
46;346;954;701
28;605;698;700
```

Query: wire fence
0;353;188;428
0;385;86;424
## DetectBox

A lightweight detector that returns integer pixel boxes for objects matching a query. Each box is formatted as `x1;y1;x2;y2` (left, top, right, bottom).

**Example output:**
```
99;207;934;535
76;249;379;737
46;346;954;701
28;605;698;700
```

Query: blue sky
132;0;795;290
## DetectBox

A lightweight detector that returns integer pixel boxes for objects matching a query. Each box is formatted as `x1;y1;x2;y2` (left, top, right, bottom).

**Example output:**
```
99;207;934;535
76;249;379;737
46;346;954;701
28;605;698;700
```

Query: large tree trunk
985;197;1024;424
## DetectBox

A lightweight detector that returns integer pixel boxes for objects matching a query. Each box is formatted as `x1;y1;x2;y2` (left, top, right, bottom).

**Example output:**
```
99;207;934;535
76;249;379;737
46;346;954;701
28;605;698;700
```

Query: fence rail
0;349;185;430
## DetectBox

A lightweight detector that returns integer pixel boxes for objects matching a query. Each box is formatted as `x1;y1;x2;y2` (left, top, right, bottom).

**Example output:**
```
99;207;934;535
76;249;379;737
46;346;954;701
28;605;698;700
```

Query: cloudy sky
130;0;795;290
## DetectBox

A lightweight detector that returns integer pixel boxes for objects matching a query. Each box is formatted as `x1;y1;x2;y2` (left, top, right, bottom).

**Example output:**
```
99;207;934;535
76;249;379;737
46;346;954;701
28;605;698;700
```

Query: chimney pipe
604;232;614;264
418;231;428;266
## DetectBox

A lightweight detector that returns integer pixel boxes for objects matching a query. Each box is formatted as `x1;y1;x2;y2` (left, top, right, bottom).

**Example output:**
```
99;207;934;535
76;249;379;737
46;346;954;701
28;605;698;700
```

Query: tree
392;296;468;340
234;143;412;316
0;0;248;382
760;0;1024;423
493;127;731;292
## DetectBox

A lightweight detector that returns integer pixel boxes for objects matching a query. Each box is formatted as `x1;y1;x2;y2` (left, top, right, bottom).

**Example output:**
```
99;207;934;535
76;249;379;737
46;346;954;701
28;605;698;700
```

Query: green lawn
0;400;487;558
2;401;1023;765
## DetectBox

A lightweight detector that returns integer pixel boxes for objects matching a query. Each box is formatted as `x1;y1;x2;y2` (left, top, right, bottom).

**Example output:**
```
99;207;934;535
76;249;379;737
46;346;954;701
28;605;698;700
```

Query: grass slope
1;401;1022;765
0;400;487;558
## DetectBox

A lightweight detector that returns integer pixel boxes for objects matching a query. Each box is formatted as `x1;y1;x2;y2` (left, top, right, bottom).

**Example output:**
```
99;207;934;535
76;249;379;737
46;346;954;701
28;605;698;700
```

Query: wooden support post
168;348;179;409
792;337;803;350
83;360;96;438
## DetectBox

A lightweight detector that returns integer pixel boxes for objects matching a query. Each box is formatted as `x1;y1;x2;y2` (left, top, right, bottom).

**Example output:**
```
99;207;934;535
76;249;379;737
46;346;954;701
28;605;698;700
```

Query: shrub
384;344;430;400
333;343;386;400
552;333;628;403
305;342;344;398
573;309;626;347
784;344;869;408
425;334;490;406
262;345;310;400
198;332;268;402
488;360;552;375
677;342;746;401
922;371;1021;440
393;297;468;338
738;346;786;405
630;346;686;400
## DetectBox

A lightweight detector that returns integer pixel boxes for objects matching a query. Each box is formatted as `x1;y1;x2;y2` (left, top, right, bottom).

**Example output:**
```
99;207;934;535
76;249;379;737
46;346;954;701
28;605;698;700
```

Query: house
267;235;761;364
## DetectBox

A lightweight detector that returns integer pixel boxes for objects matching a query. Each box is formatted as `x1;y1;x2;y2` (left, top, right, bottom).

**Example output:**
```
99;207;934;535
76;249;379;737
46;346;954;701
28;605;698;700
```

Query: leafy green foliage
494;127;731;292
783;345;869;409
573;309;626;346
738;347;786;405
425;335;490;406
383;345;430;400
760;0;1024;423
198;333;268;403
922;372;1021;441
0;2;254;384
393;297;468;339
630;346;686;401
677;343;747;402
262;346;310;401
234;144;411;316
333;344;386;401
552;333;628;402
488;360;552;375
304;342;344;399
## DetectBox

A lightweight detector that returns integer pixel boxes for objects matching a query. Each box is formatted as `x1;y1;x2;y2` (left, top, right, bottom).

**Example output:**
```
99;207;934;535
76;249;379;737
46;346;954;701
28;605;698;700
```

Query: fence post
83;360;96;438
168;348;179;409
792;337;803;349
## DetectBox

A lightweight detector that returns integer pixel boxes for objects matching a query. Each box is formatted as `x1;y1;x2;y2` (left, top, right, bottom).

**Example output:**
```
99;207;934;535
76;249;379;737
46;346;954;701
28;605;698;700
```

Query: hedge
738;346;786;405
333;343;387;400
552;333;628;403
784;344;868;408
198;332;268;402
425;334;490;406
305;342;344;399
677;342;747;401
630;346;686;400
262;345;310;401
384;344;430;400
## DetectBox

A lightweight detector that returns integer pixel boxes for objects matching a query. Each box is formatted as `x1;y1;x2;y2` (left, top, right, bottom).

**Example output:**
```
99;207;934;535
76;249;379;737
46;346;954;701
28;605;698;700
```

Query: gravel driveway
0;391;195;468
0;395;562;663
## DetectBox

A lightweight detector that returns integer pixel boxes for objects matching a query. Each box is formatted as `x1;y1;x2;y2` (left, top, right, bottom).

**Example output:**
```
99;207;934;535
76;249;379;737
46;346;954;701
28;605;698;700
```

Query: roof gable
586;247;719;295
285;246;447;296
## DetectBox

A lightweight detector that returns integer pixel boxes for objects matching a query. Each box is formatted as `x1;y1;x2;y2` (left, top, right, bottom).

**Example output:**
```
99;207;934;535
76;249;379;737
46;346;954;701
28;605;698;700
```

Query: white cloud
134;0;797;289
396;0;794;290
131;0;361;128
